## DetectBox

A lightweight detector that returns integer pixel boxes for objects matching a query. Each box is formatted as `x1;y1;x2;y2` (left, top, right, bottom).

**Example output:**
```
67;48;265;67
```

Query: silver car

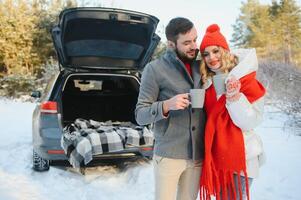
32;7;160;171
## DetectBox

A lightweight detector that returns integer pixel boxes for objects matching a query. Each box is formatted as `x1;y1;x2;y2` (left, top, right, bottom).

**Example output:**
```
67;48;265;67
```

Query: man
135;17;206;200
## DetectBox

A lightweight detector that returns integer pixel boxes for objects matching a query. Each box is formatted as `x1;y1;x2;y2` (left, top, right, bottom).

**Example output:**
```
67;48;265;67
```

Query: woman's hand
226;76;241;102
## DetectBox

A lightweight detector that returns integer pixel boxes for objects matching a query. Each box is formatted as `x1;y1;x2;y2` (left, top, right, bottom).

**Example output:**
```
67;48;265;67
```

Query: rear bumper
34;144;153;161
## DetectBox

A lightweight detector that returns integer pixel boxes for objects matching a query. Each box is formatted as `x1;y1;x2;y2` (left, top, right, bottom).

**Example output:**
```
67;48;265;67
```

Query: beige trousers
153;155;202;200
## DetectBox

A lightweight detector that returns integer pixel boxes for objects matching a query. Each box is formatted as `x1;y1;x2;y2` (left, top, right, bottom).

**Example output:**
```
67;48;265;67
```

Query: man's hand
163;93;190;115
226;76;241;102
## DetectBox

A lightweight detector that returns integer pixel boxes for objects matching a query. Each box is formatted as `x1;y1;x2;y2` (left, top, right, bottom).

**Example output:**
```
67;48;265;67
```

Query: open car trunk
61;73;140;126
52;7;160;71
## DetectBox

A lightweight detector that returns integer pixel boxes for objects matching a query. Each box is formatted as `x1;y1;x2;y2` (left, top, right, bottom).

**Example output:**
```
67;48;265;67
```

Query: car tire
32;150;50;171
145;155;153;160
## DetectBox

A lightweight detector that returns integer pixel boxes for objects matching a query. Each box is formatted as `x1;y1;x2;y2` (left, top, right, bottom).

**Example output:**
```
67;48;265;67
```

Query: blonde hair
200;47;238;84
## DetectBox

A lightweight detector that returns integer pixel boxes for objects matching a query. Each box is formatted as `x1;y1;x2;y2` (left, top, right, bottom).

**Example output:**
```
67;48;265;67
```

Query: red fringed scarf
200;72;266;200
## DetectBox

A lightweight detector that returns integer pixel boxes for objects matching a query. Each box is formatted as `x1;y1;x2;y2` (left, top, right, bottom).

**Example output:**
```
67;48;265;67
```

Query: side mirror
31;91;41;98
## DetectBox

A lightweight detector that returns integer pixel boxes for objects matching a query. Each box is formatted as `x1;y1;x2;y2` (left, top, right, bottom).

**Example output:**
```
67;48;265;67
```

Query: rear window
63;75;139;93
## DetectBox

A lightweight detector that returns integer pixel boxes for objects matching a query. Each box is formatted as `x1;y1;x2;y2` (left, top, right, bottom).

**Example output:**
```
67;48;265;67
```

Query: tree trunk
283;30;292;64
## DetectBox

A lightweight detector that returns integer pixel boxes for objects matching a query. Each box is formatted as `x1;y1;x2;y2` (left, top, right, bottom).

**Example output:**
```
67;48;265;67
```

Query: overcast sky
87;0;274;46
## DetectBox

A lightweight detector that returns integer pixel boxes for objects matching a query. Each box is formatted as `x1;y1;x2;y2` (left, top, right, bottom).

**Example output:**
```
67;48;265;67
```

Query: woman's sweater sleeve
225;94;264;131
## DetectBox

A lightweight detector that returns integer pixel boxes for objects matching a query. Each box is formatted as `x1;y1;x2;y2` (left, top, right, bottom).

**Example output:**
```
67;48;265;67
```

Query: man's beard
175;48;198;63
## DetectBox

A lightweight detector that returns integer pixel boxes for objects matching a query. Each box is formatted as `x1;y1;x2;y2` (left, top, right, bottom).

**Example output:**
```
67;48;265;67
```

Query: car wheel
145;156;153;160
32;150;50;171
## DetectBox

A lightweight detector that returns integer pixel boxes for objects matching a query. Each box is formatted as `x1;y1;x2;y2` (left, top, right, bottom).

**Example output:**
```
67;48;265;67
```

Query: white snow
0;98;300;200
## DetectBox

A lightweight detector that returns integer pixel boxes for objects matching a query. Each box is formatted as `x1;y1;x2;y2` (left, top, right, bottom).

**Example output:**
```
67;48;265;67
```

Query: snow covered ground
0;98;300;200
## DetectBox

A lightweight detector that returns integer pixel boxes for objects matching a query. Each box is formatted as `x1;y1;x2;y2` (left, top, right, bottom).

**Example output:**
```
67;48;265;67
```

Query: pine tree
231;0;301;64
32;0;77;77
0;0;40;75
276;0;301;64
0;0;77;77
232;0;272;57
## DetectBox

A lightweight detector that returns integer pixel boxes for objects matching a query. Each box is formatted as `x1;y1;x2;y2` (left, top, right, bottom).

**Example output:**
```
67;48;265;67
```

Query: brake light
47;150;65;154
141;147;153;151
40;101;58;114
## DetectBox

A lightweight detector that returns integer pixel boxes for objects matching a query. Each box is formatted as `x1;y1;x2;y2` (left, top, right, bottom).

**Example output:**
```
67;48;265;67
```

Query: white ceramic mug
189;89;205;108
212;74;227;96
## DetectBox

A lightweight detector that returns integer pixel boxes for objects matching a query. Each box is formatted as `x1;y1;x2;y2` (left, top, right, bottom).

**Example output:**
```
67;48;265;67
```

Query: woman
199;24;266;200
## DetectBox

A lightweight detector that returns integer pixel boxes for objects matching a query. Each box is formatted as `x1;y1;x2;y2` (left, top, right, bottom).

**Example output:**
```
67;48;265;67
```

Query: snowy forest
0;0;300;123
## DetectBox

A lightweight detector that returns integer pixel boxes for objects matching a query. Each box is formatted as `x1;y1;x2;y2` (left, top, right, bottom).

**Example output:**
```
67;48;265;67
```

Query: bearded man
135;17;206;200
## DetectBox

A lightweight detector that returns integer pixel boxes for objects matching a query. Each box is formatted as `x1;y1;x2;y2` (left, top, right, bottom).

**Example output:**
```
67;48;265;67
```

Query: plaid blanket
61;119;154;168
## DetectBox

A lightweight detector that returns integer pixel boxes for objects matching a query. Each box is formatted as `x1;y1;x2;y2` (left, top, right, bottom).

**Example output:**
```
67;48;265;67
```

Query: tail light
140;147;153;151
40;101;58;114
47;150;65;154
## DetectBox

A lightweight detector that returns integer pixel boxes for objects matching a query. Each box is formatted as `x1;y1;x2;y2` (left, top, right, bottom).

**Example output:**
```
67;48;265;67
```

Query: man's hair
165;17;194;43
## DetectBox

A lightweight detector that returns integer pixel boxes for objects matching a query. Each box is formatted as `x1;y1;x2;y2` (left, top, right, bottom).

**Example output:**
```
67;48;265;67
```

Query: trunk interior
61;73;140;126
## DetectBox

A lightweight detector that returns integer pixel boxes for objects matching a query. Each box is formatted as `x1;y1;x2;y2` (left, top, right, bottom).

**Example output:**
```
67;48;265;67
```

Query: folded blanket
61;119;154;168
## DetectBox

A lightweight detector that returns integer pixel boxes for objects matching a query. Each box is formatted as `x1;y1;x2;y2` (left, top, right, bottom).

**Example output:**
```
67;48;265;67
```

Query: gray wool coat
135;49;206;160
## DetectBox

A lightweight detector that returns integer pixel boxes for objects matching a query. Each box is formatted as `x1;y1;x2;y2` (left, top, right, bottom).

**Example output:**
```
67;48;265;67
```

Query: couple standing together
135;17;266;200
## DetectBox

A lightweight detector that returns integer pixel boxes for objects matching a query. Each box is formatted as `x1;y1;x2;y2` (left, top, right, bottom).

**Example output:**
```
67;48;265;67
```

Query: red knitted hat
200;24;229;53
